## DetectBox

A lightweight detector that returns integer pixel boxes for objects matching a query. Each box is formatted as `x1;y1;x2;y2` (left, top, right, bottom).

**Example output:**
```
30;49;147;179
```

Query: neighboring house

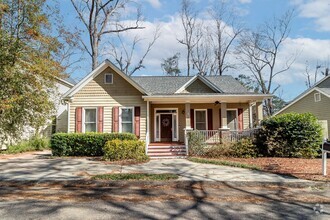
62;60;270;157
275;76;330;138
1;77;76;150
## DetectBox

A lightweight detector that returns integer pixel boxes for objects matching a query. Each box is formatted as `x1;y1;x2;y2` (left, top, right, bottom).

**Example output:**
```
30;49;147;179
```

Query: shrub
103;139;148;162
188;130;207;156
3;136;50;154
255;113;323;158
50;133;137;156
203;143;234;158
231;138;258;158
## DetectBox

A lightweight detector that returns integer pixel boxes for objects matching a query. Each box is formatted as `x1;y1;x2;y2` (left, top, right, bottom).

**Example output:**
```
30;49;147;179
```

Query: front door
161;114;172;142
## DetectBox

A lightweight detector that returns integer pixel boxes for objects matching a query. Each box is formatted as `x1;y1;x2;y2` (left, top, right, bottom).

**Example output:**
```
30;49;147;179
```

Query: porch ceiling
143;94;271;104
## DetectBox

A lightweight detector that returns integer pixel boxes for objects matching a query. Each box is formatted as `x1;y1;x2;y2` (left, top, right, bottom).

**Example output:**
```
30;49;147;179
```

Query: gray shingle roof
131;75;251;95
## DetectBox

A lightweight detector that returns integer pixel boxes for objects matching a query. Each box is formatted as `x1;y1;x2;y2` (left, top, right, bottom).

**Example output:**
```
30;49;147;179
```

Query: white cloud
145;0;162;9
292;0;330;32
238;0;252;4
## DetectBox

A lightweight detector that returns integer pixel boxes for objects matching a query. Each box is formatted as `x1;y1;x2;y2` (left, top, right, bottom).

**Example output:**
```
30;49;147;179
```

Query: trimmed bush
103;139;148;162
255;113;323;158
188;130;207;156
50;133;137;156
231;138;258;158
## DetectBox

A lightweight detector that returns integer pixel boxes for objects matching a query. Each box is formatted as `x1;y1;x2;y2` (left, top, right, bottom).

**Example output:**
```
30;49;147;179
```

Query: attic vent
104;73;113;84
314;92;321;102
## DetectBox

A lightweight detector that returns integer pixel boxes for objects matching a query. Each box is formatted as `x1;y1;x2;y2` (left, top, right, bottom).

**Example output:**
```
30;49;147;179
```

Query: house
275;76;330;138
62;60;270;157
1;77;76;150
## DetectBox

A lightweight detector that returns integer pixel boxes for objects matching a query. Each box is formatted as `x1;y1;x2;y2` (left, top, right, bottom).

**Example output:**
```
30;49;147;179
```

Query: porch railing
186;128;259;145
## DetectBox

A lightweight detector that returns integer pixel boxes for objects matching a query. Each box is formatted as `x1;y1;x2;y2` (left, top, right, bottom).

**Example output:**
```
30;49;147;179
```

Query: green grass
188;157;261;170
92;173;179;181
1;137;50;154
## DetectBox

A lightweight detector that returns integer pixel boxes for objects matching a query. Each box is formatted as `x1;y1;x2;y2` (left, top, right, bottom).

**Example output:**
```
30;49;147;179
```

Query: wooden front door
161;114;172;142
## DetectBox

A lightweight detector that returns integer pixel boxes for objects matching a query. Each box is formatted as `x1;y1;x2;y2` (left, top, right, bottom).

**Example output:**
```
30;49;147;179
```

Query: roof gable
175;75;222;94
275;76;330;115
63;60;147;98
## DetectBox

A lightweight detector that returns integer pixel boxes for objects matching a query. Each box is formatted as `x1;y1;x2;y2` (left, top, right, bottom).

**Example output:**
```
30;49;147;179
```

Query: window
104;73;113;84
314;92;321;102
195;110;207;130
120;107;134;133
84;108;97;132
227;110;238;130
51;116;57;134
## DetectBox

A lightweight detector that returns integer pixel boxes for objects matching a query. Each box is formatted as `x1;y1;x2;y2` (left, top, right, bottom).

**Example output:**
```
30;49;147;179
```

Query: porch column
249;102;253;128
256;101;263;125
220;102;228;129
185;103;191;129
146;101;150;154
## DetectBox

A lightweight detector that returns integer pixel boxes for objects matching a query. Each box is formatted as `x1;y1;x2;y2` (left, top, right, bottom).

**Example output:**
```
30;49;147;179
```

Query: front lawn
189;157;330;182
92;173;179;181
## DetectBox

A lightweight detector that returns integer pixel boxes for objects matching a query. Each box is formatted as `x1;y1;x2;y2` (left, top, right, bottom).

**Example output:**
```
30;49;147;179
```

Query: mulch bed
217;157;330;182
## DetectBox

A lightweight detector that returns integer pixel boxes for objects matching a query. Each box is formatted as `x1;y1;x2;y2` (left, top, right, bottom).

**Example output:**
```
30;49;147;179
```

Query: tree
108;27;160;76
70;0;144;70
161;53;181;76
236;74;260;93
0;0;62;144
178;0;198;76
208;2;243;76
237;10;295;116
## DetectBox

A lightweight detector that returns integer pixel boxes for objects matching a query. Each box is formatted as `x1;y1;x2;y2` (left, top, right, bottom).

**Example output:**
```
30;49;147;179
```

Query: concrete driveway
0;151;311;184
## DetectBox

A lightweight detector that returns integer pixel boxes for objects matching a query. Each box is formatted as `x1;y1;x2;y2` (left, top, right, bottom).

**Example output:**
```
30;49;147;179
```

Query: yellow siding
280;91;330;137
69;68;147;140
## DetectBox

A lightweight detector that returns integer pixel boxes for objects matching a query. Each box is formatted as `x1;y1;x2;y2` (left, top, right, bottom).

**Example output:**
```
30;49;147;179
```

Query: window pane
122;123;133;133
85;123;96;132
156;115;160;139
173;115;177;139
196;111;206;123
105;74;113;83
196;122;206;130
227;110;237;130
85;109;96;123
122;108;133;122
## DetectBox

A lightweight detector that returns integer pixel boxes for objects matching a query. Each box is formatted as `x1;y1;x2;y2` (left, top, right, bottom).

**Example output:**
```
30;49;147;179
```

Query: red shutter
219;109;222;128
207;109;213;130
134;106;141;138
75;107;82;133
98;107;104;133
238;108;244;131
112;106;119;132
190;109;194;129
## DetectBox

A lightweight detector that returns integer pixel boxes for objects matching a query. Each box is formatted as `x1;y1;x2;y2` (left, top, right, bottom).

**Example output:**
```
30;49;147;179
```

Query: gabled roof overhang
62;59;147;100
174;75;223;93
143;94;272;104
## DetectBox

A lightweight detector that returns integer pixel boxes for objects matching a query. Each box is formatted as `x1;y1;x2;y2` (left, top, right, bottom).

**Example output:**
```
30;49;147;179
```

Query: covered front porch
143;94;268;158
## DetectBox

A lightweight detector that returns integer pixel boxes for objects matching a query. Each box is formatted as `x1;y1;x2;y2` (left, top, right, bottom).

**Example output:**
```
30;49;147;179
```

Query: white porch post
146;100;150;155
184;103;192;156
249;102;253;128
256;101;263;125
322;150;327;176
220;102;228;129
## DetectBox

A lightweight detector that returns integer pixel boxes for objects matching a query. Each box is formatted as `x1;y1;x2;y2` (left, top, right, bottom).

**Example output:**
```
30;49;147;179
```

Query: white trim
175;75;222;94
119;107;135;134
275;87;330;115
67;102;70;133
104;73;113;84
55;77;75;88
194;109;208;130
227;109;238;131
314;92;321;102
63;59;147;98
154;108;179;142
146;101;150;152
82;107;98;133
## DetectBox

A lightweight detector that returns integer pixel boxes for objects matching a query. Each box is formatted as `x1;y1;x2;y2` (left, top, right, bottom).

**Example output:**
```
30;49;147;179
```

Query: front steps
147;144;187;159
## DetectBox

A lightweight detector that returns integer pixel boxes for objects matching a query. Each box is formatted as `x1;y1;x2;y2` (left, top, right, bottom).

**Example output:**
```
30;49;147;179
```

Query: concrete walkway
0;151;311;184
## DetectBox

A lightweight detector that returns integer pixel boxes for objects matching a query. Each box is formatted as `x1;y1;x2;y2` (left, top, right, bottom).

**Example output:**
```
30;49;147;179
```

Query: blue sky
60;0;330;102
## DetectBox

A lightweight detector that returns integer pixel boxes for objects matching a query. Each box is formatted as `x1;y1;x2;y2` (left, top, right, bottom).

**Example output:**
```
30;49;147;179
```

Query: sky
59;0;330;102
